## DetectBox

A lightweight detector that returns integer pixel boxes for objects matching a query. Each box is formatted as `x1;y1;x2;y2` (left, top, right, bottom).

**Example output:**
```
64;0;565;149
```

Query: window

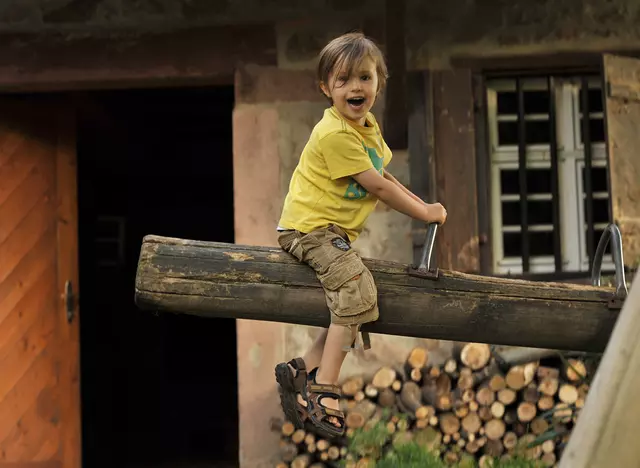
95;215;126;267
486;74;612;276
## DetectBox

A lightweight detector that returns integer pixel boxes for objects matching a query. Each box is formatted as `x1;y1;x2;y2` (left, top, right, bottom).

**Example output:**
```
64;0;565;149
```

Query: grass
341;420;547;468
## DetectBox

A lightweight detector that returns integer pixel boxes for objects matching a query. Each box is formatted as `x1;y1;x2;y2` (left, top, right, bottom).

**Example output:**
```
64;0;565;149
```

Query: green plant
375;442;446;468
345;419;391;460
484;456;546;468
342;421;548;468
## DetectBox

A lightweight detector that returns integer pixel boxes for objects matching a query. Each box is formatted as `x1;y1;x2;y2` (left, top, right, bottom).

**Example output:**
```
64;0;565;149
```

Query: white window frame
487;75;612;276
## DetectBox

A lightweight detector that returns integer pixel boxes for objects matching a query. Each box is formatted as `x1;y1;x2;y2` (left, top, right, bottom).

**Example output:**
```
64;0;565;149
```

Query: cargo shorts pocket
317;250;378;319
277;230;306;262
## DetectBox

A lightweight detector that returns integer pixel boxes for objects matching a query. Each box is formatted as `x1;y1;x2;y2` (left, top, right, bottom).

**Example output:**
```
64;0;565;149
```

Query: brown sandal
304;367;345;439
274;358;309;428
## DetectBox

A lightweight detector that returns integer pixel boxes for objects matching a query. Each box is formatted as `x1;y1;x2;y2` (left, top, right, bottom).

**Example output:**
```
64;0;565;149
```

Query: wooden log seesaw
134;223;629;353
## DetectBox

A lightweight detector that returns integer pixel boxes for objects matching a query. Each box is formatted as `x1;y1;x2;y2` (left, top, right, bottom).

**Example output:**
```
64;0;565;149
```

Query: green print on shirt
344;144;384;200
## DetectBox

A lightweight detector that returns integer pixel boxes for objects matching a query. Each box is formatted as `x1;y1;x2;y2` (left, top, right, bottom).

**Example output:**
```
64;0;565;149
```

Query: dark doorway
76;86;237;468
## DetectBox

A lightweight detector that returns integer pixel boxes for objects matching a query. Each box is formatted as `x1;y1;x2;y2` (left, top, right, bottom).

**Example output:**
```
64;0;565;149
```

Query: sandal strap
308;383;341;397
309;406;344;420
289;357;306;372
288;357;308;389
323;407;344;418
309;404;344;421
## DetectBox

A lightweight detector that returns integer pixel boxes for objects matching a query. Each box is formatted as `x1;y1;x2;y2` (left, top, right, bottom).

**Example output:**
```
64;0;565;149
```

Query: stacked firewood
273;343;594;468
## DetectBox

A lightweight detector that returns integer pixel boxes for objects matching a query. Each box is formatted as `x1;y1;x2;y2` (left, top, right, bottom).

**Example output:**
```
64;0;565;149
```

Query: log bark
559;273;640;468
135;235;622;351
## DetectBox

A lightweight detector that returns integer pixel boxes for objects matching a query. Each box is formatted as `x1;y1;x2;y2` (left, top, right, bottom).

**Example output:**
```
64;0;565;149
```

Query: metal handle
591;223;628;302
417;222;439;271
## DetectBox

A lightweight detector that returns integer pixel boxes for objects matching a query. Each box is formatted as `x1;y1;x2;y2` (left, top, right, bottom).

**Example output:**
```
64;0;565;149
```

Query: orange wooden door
0;97;81;467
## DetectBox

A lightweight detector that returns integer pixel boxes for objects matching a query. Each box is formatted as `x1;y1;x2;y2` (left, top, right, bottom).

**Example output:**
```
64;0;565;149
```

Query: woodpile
273;343;596;467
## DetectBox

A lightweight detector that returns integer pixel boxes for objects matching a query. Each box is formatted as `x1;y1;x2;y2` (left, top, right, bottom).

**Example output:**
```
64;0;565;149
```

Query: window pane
498;121;518;145
500;169;551;194
528;169;551;193
501;201;520;225
530;231;555;256
497;91;517;114
579;118;605;143
503;232;521;257
524;90;550;114
502;231;555;257
582;166;608;193
583;198;610;224
498;120;550;145
501;200;554;225
526;120;551;144
578;87;604;113
497;90;550;115
500;170;519;194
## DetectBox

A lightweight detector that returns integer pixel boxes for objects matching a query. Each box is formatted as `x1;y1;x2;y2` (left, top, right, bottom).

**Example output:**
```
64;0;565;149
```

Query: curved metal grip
591;223;628;301
417;222;439;271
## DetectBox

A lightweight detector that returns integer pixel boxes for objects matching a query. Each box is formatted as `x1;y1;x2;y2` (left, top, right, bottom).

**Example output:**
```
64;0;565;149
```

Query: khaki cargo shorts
277;225;379;350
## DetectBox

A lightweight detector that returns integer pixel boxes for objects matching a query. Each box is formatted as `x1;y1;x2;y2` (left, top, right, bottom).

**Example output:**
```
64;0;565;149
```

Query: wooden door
602;54;640;268
0;97;81;467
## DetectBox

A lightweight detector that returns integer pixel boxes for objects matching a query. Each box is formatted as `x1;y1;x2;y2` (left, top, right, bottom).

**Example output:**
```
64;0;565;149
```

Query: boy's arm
383;170;427;206
353;168;446;224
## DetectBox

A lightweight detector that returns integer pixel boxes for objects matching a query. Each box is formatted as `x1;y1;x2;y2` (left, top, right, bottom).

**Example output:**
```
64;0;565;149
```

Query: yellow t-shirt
278;106;393;242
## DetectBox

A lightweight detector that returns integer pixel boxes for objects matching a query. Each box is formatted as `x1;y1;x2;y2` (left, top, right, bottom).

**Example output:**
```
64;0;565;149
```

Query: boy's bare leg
315;323;349;427
302;328;328;370
289;328;328;406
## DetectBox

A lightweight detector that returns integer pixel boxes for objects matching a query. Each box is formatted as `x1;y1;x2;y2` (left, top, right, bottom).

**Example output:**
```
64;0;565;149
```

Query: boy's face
321;56;379;126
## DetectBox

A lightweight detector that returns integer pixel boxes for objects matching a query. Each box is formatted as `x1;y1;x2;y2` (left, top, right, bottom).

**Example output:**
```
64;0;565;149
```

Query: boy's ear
319;81;331;99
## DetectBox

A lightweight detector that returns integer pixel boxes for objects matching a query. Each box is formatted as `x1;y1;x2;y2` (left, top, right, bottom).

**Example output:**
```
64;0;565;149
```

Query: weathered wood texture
0;26;277;92
559;273;640;468
0;97;81;466
433;69;480;273
603;54;640;268
134;235;621;352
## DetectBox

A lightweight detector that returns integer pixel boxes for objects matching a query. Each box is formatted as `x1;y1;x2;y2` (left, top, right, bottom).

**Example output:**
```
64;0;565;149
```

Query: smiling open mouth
347;97;365;106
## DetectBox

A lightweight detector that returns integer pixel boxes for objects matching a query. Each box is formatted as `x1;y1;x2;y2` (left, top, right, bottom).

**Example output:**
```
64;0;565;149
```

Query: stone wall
232;62;459;467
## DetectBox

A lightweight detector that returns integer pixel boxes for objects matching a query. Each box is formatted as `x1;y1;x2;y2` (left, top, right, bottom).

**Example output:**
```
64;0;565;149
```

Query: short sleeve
320;131;374;180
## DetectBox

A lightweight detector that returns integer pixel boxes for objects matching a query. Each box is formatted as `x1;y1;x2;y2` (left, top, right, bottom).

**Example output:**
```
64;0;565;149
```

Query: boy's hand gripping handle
408;222;439;279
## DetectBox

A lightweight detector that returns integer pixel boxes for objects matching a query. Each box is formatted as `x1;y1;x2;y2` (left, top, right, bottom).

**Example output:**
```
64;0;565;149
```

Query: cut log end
372;367;397;389
460;343;492;370
406;347;429;369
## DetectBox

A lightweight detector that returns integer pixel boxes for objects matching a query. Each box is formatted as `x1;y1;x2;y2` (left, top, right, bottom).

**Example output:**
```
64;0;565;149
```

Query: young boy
274;32;447;438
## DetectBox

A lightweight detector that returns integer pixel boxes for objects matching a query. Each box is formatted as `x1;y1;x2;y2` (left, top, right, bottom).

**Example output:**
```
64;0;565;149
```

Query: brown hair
317;31;388;98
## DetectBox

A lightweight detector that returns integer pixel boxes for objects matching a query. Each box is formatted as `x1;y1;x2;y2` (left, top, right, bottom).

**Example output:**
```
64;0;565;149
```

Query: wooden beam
382;0;407;149
602;54;640;269
134;235;622;352
432;69;480;272
407;70;436;267
558;273;640;467
0;25;276;92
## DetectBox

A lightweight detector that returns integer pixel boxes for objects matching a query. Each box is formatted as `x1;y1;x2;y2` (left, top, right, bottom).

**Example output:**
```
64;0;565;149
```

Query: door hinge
64;280;77;323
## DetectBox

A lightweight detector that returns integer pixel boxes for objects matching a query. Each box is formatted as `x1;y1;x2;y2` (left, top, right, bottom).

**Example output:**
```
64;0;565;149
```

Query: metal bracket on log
591;223;628;310
407;222;439;280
